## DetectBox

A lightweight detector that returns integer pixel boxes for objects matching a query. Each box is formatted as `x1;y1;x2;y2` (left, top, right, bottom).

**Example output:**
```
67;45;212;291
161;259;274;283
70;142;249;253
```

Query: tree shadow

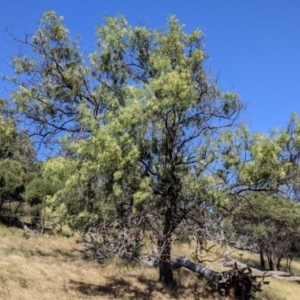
69;277;154;299
69;271;220;300
0;215;25;229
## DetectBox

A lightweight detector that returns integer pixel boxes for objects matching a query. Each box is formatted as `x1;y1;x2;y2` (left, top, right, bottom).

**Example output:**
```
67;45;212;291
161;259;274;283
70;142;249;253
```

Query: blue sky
1;0;300;134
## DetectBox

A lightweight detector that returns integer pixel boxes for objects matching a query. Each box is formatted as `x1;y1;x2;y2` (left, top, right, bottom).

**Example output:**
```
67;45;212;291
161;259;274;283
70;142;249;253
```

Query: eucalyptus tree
9;11;242;285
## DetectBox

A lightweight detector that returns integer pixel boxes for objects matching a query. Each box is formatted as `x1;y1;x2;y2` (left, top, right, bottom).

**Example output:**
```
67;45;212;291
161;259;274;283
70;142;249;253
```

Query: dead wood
171;257;269;299
224;256;300;283
119;250;159;267
119;251;269;299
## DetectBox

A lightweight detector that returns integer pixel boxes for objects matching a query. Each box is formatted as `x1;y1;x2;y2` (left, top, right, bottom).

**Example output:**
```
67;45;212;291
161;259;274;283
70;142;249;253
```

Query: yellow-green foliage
9;13;300;293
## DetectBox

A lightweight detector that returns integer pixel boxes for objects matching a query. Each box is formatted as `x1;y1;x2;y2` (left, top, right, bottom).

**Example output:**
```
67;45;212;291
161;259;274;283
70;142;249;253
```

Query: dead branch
223;256;300;283
117;250;269;299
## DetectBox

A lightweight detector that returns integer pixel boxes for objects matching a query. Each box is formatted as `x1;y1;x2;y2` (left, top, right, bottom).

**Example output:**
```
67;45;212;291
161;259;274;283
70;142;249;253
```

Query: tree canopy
3;11;300;293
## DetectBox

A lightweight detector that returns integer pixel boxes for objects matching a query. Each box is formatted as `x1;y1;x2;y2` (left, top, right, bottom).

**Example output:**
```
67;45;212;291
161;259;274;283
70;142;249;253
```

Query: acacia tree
9;12;242;285
228;193;300;271
217;117;300;272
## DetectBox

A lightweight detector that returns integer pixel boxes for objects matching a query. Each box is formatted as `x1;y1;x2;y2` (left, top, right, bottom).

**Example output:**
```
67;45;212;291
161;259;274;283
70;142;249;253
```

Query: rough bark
267;255;274;271
260;249;265;270
158;202;176;286
158;236;174;285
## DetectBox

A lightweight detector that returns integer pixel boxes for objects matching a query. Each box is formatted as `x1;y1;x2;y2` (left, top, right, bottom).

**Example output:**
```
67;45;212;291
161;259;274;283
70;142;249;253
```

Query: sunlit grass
230;247;300;276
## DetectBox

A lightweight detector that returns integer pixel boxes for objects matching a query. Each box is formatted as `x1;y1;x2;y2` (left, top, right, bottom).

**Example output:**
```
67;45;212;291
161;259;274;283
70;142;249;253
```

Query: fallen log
172;256;219;283
224;256;300;283
172;256;269;299
119;251;269;299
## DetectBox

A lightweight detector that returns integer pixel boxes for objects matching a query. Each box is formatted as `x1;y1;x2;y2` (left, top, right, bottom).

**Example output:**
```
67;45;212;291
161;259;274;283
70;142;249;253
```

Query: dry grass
229;249;300;300
0;224;217;300
0;224;299;300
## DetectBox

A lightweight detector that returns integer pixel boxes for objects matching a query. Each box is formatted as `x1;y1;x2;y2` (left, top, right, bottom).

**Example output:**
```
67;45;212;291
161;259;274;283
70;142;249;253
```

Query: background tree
22;176;58;227
0;100;36;215
228;193;300;271
218;117;300;271
0;159;26;213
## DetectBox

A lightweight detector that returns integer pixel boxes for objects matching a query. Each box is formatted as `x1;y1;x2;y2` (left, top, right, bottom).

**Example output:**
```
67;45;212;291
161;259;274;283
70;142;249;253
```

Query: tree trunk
276;257;281;271
260;249;265;270
158;236;174;285
267;255;274;270
0;197;3;214
286;256;292;273
158;203;175;286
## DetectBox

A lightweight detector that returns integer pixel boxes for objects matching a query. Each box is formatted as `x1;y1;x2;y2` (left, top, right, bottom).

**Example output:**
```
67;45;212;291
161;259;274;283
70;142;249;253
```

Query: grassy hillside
0;224;298;300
